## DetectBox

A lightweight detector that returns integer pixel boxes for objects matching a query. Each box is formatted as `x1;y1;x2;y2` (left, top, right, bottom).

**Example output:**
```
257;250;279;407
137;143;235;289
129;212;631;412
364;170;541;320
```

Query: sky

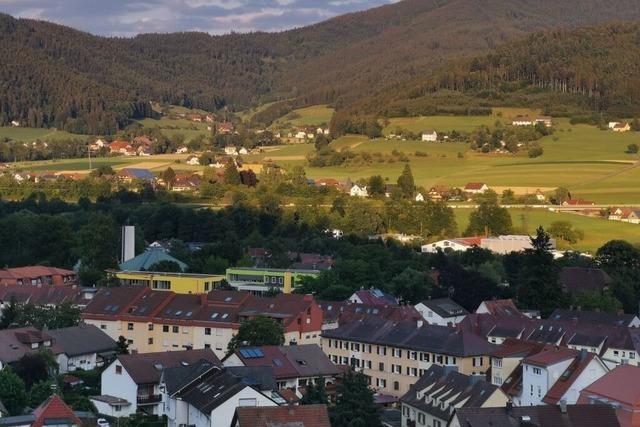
0;0;399;36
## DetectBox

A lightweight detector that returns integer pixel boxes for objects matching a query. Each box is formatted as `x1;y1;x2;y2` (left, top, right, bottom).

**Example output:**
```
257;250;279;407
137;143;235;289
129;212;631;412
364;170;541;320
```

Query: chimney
559;399;567;414
121;225;135;263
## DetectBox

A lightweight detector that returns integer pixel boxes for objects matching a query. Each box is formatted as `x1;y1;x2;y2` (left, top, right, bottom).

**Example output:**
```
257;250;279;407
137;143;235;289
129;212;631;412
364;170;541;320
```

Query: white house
295;131;308;139
349;184;368;197
10;120;20;127
224;146;239;156
415;192;425;202
238;147;249;155
421;130;438;142
512;116;533;126
518;348;608;407
415;298;469;326
47;324;117;373
91;349;220;418
464;182;490;194
163;364;278;427
612;122;631;132
421;237;481;253
176;146;189;154
608;121;621;129
186;156;200;166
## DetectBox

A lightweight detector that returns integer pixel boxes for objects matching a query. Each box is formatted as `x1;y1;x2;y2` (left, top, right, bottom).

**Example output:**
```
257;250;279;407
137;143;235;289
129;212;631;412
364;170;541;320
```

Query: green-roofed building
119;247;188;272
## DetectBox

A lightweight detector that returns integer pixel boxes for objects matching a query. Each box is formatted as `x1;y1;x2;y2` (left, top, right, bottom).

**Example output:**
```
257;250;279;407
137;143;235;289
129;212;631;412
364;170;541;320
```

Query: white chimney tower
121;226;135;263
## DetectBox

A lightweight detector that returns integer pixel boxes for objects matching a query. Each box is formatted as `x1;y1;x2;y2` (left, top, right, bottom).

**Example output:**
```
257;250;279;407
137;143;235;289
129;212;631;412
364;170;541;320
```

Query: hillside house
613;122;631;132
109;140;135;156
415;192;425;202
512;116;533;126
348;288;398;306
172;174;201;192
225;146;239;156
535;116;553;127
464;182;489;194
0;265;77;286
176;146;189;154
349;184;368;197
421;130;438;142
91;349;220;417
218;122;235;134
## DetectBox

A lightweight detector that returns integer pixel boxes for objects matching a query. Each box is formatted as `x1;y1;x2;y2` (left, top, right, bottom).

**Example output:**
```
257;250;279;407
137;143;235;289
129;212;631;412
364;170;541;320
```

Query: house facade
415;298;468;326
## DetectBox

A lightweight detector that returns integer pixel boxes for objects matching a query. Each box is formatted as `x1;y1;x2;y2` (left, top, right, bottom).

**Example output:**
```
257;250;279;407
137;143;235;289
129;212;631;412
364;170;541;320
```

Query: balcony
137;394;162;405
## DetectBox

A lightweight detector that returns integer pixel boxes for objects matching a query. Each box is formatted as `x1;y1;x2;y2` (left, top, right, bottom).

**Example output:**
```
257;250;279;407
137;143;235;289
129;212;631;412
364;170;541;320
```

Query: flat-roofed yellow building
113;271;225;294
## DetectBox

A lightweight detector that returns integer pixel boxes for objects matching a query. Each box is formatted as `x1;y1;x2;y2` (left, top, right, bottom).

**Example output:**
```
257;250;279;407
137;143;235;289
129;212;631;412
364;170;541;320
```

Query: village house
512;115;533;126
163;363;279;427
321;317;495;397
415;192;425;202
233;404;331;427
535;116;553;127
400;365;508;427
82;287;324;359
0;395;87;427
224;146;239;156
218;122;235;134
578;364;640;427
224;344;341;396
463;182;489;194
427;186;452;201
563;198;595;206
0;265;77;286
0;324;116;373
349;184;368;197
109;140;136;156
549;308;640;328
116;168;156;183
421;237;482;254
186;155;200;165
91;348;220;417
90;138;109;151
348;288;398;307
171;174;201;192
451;404;621;427
421;130;438;142
415;298;469;326
176;146;189;154
613;122;631;132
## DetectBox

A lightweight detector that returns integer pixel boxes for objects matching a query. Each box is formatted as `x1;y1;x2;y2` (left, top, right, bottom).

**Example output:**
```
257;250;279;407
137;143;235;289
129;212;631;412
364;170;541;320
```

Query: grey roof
488;325;524;338
0;415;36;426
117;349;220;385
163;359;218;395
227;366;277;391
420;298;468;318
549;309;637;327
454;404;620;427
278;344;342;378
176;368;271;415
322;318;494;357
567;332;607;348
380;409;401;427
400;366;498;422
46;324;116;357
90;395;131;406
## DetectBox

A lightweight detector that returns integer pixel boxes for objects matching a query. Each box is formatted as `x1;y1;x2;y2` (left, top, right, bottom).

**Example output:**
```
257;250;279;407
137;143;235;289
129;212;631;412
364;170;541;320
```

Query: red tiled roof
491;338;546;358
454;237;483;247
522;345;578;367
464;182;486;190
235;404;331;427
477;299;523;317
579;365;640;406
32;395;82;427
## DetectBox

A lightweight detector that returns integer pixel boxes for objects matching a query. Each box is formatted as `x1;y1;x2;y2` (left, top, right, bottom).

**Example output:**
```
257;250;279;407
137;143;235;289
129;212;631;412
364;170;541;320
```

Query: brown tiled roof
235;404;331;427
0;284;88;306
464;182;486;190
522;345;578;367
32;395;82;427
542;351;599;404
580;364;640;406
477;299;523;317
117;349;220;384
454;404;620;427
491;338;546;358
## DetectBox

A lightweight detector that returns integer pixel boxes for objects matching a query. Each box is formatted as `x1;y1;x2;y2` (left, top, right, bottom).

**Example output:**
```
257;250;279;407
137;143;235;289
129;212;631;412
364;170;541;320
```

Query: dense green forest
361;23;640;118
3;0;640;133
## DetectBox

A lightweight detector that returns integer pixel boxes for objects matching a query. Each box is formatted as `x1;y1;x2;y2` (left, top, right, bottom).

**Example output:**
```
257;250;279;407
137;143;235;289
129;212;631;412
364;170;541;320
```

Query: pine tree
396;164;415;199
300;377;328;405
330;371;381;427
224;161;241;185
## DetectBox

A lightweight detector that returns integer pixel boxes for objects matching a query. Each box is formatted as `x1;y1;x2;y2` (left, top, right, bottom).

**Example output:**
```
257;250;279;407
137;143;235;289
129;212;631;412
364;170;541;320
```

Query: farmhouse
421;130;437;142
415;192;424;202
218;122;235;134
186;155;200;165
464;182;489;194
535;116;553;127
349;184;368;197
224;146;239;156
512;115;533;126
109;140;135;156
613;122;631;132
172;174;201;192
563;198;595;206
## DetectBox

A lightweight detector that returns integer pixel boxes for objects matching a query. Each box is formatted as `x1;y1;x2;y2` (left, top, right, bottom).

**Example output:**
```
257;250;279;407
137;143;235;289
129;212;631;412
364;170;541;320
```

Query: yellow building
114;271;224;294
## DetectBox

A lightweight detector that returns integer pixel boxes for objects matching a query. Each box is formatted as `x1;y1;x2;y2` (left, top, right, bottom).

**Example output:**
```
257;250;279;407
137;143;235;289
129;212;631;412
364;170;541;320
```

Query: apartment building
321;318;494;397
113;270;225;294
82;286;323;359
225;267;320;294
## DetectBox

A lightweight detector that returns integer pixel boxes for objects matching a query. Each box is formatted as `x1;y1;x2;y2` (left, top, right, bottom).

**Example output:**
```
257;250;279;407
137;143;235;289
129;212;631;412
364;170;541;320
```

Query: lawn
453;208;640;253
272;105;334;128
0;127;89;142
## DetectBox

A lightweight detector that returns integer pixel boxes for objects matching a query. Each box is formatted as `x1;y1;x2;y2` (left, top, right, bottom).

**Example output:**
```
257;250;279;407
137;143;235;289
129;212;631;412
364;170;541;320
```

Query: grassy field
453;208;640;253
0;127;89;142
272;105;334;128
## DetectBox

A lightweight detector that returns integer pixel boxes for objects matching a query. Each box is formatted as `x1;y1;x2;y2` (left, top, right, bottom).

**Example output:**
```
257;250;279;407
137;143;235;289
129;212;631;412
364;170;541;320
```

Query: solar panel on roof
253;349;264;357
239;349;252;358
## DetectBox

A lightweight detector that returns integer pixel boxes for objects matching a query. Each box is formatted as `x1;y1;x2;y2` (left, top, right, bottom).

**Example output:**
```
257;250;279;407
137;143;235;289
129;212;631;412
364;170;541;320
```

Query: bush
626;143;639;154
528;146;544;158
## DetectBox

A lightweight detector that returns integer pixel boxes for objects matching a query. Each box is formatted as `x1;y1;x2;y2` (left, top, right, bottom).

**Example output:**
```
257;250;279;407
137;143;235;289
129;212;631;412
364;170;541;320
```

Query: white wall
209;386;277;427
415;303;466;326
560;359;608;404
521;360;571;406
99;360;138;417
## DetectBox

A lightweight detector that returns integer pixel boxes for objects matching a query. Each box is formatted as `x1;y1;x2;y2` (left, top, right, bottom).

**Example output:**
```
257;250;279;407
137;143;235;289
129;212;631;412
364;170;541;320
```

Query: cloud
0;0;398;36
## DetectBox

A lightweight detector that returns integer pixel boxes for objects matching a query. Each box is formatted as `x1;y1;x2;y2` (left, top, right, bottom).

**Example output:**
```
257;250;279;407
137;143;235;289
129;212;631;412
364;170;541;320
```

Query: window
532;367;542;375
163;325;169;333
410;368;418;377
148;324;154;331
100;324;106;330
409;351;417;360
127;323;133;331
392;364;402;374
393;348;402;358
239;398;257;407
394;381;399;391
379;362;385;371
204;344;211;349
493;376;502;385
204;282;210;292
366;360;372;369
376;378;386;388
473;357;483;367
418;413;425;424
115;365;122;375
152;280;171;290
172;326;179;333
434;420;442;427
127;339;133;345
148;338;153;345
205;328;211;336
493;359;502;368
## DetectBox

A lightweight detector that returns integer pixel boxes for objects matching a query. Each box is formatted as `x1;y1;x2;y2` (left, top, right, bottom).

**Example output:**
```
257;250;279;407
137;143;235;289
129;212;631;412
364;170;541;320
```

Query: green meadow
272;105;334;128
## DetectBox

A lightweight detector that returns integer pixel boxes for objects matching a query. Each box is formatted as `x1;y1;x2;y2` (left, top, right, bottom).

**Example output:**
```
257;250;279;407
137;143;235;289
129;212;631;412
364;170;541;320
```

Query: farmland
271;105;334;128
0;126;89;142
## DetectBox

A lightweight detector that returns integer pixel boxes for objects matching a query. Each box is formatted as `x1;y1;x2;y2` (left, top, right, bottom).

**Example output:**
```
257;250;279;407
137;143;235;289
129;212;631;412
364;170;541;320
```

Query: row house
415;298;469;326
0;283;95;311
460;313;640;368
400;365;508;427
82;286;324;359
0;265;77;286
321;317;494;397
317;300;422;330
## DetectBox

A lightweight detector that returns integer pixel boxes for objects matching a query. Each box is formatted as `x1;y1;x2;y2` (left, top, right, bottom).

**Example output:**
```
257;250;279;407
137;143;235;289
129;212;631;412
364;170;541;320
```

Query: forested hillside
3;0;640;134
355;23;640;118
